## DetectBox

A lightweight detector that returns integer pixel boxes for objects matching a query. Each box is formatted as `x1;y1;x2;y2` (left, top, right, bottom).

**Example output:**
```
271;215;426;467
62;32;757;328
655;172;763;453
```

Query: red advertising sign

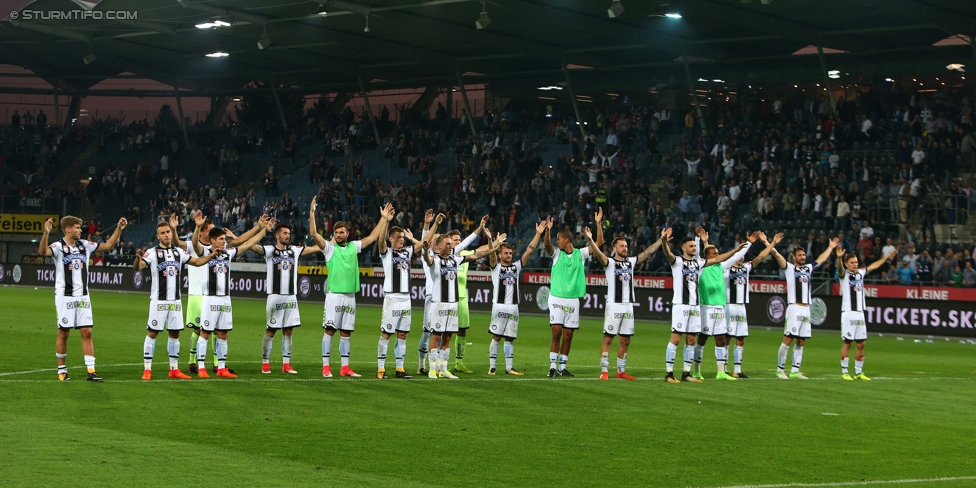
830;283;976;301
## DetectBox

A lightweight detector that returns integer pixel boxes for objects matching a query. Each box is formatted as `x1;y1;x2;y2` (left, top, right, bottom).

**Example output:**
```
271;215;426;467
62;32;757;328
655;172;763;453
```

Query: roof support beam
491;0;727;60
372;8;607;69
850;0;976;37
680;0;867;53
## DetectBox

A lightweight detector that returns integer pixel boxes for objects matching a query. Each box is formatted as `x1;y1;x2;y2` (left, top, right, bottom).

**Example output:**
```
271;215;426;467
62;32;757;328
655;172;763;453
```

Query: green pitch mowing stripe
1;287;975;487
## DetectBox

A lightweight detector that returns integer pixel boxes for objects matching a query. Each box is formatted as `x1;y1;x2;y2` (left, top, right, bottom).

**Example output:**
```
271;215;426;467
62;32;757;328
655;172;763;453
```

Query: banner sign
0;214;58;233
831;283;976;301
5;263;976;337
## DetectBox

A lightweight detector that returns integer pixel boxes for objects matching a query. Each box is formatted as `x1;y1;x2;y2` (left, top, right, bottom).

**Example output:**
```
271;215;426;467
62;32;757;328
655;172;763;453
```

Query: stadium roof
1;0;975;97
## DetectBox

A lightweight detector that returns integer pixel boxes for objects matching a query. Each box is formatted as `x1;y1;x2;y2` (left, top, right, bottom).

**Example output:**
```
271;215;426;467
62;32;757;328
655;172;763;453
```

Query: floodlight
608;1;624;18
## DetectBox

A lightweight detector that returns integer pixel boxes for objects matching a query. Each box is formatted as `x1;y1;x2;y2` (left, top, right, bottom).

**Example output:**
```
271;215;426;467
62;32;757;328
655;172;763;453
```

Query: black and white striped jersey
142;246;190;301
264;245;303;295
381;246;413;294
725;262;753;305
200;247;238;297
491;261;522;305
50;239;98;297
671;256;706;306
839;268;867;312
427;254;464;303
785;262;818;305
605;257;638;304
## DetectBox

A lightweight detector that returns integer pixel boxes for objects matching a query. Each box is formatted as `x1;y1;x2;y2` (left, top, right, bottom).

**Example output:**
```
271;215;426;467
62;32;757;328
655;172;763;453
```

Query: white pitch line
709;476;976;488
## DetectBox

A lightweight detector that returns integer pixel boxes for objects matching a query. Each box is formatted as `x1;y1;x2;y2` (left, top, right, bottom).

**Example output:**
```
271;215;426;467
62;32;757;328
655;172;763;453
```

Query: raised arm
866;249;898;274
520;220;546;266
636;237;665;265
707;231;758;267
594;207;605;248
542;216;555;256
361;203;394;249
38;218;54;257
229;215;268;247
814;237;841;267
191;212;205;256
455;214;487;254
463;233;506;263
375;203;395;254
584;227;608;267
187;252;216;267
660;227;676;265
300;197;322;256
170;213;187;251
95;217;128;252
421;240;434;266
133;247;148;272
237;218;273;253
752;232;783;268
694;226;708;259
770;243;788;269
835;246;845;275
411;211;432;253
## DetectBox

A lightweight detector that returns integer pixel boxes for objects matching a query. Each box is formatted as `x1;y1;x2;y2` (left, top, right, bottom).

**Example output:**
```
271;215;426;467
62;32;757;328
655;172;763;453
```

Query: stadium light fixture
206;51;229;58
475;2;491;29
363;14;370;33
885;78;894;82
665;12;682;18
537;86;563;91
827;70;840;79
83;48;96;65
195;20;231;29
947;63;965;72
317;3;328;16
608;1;624;18
257;28;272;50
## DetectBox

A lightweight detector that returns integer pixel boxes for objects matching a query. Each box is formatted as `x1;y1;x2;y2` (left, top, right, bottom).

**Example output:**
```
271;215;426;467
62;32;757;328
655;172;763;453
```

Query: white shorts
489;303;520;339
548;296;581;330
56;295;93;330
784;304;812;339
423;295;433;332
381;293;412;334
841;311;867;341
148;300;184;331
700;305;728;336
726;304;749;337
201;296;233;332
603;303;635;336
266;294;301;329
671;304;701;334
430;302;459;333
323;293;357;332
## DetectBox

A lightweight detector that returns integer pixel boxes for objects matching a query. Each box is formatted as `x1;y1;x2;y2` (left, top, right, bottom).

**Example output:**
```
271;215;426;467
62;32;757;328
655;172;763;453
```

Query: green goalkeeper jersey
699;264;727;306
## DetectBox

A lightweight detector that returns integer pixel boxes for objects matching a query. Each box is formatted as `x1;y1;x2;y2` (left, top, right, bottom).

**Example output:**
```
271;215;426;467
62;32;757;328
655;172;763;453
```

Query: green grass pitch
1;286;975;488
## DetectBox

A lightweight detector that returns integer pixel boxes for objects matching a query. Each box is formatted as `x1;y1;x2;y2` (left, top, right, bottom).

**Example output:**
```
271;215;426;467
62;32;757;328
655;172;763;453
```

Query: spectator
964;262;976;287
917;250;933;284
896;260;916;285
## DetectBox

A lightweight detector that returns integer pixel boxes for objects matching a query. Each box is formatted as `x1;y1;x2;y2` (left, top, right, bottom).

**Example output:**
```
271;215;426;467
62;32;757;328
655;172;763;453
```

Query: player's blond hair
60;215;83;231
